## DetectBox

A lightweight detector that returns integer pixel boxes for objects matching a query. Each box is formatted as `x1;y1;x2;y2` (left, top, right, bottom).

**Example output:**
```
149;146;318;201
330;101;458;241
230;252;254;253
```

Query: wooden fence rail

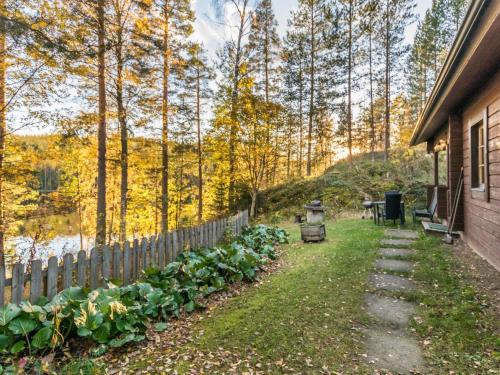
0;210;249;306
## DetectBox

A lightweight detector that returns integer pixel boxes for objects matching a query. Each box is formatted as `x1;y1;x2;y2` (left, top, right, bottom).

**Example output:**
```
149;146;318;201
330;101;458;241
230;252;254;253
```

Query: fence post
12;263;25;305
30;260;43;304
47;256;58;300
77;250;87;287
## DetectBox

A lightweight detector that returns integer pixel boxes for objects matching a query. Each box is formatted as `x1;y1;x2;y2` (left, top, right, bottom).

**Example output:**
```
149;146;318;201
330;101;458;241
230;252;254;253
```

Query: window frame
470;119;486;192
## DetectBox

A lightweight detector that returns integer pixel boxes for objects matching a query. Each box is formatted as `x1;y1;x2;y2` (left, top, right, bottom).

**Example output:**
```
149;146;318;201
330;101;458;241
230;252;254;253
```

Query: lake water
6;212;94;266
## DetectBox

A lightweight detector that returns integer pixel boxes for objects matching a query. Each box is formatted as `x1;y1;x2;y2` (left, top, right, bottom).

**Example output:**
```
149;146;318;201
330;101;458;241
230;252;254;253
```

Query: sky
192;0;434;60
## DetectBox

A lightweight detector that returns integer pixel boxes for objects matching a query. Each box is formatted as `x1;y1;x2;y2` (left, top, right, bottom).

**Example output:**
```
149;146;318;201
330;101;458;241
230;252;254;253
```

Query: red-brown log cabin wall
462;69;500;270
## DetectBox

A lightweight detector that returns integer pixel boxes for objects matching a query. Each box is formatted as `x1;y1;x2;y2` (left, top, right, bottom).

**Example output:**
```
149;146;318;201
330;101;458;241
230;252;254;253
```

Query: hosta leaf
31;326;53;349
154;322;168;332
8;318;38;335
108;333;135;348
0;334;12;350
9;340;25;355
77;326;92;337
92;322;111;344
0;305;21;327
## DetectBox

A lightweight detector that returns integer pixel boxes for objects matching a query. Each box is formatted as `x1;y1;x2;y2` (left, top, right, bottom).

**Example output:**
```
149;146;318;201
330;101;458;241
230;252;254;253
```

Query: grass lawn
174;219;383;373
80;217;498;374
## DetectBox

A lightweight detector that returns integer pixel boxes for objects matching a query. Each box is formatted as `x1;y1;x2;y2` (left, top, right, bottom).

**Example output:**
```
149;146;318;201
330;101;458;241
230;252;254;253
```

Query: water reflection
6;212;94;266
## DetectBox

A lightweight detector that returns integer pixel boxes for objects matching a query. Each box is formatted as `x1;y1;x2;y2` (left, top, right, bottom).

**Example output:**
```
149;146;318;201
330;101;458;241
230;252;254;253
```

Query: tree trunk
228;1;248;211
196;68;203;225
384;0;391;162
250;189;257;218
0;0;6;266
298;55;303;177
161;2;170;234
306;4;315;177
95;0;107;247
116;8;128;243
369;16;375;162
347;0;353;164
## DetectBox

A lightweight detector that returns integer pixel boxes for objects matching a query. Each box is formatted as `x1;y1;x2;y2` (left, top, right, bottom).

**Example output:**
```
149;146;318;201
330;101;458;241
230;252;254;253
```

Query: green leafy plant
0;225;288;370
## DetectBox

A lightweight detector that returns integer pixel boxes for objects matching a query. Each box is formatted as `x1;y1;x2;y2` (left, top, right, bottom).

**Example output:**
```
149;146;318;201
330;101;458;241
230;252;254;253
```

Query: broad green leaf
0;334;11;350
9;340;25;355
154;322;168;332
108;333;135;348
0;305;21;327
31;326;53;349
90;344;108;357
8;318;38;335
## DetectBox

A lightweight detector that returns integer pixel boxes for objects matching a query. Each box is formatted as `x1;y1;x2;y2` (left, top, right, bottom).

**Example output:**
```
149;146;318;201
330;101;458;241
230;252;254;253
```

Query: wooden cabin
410;0;500;270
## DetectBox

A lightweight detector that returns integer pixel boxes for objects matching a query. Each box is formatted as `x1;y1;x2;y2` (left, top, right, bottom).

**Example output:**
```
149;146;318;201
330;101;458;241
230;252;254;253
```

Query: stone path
364;229;426;374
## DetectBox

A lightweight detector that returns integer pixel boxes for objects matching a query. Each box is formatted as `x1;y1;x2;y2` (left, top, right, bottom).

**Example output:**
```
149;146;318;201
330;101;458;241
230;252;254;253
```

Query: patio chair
377;191;403;225
412;188;438;223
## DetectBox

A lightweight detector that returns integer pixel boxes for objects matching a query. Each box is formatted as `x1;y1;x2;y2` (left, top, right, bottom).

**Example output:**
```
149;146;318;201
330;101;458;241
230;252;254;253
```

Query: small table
373;201;406;225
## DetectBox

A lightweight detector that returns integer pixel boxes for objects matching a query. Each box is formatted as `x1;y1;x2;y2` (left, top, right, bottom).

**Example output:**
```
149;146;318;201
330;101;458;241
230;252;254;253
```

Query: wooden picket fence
0;210;249;306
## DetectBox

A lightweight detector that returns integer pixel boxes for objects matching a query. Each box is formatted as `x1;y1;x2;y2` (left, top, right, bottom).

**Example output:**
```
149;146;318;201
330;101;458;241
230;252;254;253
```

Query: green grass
411;235;499;373
173;219;383;373
95;218;498;374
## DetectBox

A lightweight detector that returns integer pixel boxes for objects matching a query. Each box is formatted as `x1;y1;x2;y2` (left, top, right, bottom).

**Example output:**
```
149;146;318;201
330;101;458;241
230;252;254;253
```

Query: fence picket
165;233;171;263
12;263;24;305
150;236;157;268
157;234;165;269
178;230;184;254
132;239;139;281
103;245;112;280
30;260;43;303
123;241;131;285
63;253;74;289
172;231;178;259
0;266;5;306
90;248;100;290
47;256;58;300
77;251;87;287
140;238;148;272
113;244;121;281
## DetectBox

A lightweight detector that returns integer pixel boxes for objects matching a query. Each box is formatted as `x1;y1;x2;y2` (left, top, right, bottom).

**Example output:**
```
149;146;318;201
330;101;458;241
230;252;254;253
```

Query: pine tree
247;0;281;185
212;0;254;211
289;0;331;176
380;0;415;161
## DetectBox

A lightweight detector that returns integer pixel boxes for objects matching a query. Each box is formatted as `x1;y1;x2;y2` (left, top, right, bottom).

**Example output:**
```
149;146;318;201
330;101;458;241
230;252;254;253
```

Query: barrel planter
300;223;326;242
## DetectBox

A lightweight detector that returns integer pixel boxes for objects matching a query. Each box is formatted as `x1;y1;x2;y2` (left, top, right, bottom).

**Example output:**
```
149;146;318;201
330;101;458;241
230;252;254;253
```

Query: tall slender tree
212;0;253;210
380;0;415;161
95;0;107;246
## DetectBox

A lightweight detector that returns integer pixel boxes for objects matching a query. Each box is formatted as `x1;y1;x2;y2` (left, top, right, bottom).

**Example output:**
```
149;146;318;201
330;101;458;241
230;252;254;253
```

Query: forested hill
256;150;433;220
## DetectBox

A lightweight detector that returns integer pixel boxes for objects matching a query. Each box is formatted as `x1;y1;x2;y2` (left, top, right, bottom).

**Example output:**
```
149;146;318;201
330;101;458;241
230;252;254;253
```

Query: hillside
256;150;433;220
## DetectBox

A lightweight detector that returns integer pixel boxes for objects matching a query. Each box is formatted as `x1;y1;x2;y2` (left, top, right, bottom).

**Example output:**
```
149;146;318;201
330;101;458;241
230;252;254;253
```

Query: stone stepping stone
384;229;419;239
375;259;415;273
364;294;416;328
369;273;416;292
381;239;415;247
379;248;416;258
364;328;426;374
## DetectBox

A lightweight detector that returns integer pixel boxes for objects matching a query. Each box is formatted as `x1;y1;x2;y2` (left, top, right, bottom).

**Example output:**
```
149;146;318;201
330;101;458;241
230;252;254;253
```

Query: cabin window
471;121;485;189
